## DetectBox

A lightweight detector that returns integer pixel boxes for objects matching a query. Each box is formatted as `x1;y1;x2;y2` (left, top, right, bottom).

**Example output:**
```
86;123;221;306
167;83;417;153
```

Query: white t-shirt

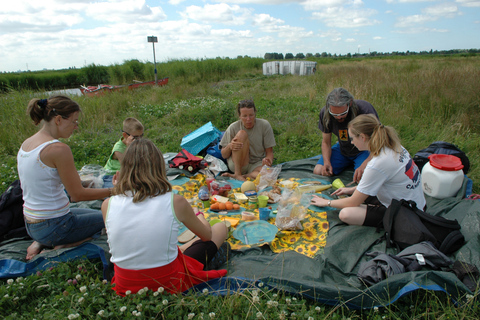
357;147;426;209
105;192;180;270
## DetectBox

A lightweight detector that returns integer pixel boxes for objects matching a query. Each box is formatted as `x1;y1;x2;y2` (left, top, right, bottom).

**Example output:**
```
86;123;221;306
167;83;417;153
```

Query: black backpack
0;180;29;240
413;141;470;174
383;199;465;255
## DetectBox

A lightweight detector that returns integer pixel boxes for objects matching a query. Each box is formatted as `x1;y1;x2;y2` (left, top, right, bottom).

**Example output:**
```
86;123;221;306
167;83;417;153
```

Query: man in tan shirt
220;99;276;181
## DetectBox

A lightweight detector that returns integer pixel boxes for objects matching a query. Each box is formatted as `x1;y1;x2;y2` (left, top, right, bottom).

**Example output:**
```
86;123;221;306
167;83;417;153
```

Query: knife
243;229;249;245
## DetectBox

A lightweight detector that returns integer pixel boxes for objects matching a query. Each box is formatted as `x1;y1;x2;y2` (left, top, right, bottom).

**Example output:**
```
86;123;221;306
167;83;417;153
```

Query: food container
422;154;464;199
241;211;256;221
234;193;248;203
247;196;258;210
280;180;294;189
244;190;257;198
201;200;210;209
211;195;229;203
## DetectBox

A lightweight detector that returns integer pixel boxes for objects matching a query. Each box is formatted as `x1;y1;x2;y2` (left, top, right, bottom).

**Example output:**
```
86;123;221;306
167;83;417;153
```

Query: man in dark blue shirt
314;87;379;182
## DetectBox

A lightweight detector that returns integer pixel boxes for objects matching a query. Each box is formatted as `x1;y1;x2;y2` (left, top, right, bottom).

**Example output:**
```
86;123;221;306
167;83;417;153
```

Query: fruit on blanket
218;203;226;210
233;204;240;210
219;184;232;197
332;178;345;189
241;181;256;193
210;203;219;210
225;202;233;210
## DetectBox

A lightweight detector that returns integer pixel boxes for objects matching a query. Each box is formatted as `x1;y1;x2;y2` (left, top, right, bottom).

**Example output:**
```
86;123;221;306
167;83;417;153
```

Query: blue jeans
316;142;370;176
103;175;114;189
25;209;104;247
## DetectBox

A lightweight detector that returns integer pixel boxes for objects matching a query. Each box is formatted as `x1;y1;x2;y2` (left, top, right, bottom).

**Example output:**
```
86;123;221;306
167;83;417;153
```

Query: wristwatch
327;200;331;207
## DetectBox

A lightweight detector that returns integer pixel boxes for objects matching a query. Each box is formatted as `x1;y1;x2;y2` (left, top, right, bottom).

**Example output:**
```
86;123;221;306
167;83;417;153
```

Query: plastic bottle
198;186;210;208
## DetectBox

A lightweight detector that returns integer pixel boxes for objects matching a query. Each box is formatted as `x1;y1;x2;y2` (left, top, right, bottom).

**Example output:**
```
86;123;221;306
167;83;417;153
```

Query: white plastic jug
421;154;464;199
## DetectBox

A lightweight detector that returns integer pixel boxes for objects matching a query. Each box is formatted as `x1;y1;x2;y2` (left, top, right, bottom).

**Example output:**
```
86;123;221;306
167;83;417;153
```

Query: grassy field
0;56;479;318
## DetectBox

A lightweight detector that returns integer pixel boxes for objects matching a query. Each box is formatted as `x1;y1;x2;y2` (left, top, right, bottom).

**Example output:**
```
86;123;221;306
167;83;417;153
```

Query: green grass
1;56;479;318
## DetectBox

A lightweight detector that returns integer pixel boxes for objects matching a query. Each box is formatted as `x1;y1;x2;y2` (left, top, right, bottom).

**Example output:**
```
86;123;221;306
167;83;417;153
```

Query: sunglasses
328;106;349;117
123;131;144;140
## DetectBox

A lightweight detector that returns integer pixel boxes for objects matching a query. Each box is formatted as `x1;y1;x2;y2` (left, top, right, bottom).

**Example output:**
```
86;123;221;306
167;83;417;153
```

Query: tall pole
152;41;157;85
147;36;158;85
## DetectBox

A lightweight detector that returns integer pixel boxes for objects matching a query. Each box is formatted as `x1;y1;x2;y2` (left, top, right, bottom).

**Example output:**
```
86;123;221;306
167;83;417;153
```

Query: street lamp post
147;36;158;85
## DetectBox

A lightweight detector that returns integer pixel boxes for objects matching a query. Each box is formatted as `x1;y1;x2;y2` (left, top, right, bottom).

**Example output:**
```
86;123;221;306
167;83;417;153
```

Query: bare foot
243;171;260;180
53;237;93;251
26;241;45;261
221;172;246;181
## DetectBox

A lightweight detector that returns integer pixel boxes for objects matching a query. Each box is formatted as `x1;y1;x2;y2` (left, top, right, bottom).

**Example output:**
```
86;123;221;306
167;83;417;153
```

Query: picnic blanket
1;157;479;309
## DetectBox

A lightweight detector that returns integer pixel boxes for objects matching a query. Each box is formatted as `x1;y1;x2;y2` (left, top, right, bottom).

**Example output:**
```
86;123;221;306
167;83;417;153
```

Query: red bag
168;149;206;173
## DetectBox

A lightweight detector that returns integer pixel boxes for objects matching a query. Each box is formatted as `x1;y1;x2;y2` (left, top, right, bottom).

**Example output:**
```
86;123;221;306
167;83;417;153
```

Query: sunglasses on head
328;106;349;117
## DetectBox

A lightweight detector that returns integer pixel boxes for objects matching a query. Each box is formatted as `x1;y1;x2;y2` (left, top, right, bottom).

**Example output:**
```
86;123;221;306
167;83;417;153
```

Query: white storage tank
421;154;464;199
262;61;317;76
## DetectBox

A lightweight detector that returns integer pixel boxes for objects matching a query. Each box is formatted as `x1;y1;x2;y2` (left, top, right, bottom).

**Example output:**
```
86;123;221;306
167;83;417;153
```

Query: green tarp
1;157;478;309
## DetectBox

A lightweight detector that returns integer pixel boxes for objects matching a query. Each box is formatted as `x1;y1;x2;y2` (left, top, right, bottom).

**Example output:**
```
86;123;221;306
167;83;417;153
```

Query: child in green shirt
104;117;144;175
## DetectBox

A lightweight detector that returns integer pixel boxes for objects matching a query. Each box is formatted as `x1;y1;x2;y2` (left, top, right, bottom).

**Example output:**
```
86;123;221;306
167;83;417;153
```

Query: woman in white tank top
17;96;112;260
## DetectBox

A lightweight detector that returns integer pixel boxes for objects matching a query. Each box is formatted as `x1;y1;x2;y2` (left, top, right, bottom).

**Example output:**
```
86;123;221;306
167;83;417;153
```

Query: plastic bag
255;164;282;192
204;154;228;176
78;164;106;188
275;188;310;231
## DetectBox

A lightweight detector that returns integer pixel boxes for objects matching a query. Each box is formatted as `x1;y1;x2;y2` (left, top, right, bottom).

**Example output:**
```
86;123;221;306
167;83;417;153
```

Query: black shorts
362;196;387;228
183;240;218;268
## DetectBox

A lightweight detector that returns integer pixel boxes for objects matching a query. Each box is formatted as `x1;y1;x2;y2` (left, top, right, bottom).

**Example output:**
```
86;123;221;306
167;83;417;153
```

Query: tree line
264;48;480;60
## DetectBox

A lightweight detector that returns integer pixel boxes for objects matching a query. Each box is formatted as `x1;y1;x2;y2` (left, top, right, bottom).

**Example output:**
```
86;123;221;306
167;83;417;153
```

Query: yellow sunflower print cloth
174;175;329;259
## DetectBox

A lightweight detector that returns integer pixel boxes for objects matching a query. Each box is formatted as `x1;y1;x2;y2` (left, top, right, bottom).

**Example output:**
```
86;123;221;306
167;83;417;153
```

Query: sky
1;0;479;73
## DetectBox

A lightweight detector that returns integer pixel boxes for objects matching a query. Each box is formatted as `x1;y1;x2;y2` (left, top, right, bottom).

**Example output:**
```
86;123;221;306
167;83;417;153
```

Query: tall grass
0;55;479;318
0;57;265;93
1;56;479;194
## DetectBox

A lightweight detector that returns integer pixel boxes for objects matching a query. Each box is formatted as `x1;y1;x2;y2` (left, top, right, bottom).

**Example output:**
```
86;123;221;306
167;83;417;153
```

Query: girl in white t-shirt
310;114;425;227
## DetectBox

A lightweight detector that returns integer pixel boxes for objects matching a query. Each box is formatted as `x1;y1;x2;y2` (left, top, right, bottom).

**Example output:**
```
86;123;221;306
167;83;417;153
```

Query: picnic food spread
184;170;334;249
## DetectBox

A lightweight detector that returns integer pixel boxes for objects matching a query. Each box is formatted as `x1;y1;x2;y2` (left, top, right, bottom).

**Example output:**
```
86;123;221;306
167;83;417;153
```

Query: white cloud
373;36;382;40
253;13;285;26
301;0;353;11
211;0;298;4
423;3;460;18
86;0;166;23
456;0;480;7
386;0;435;3
252;13;313;38
0;0;85;33
312;6;380;28
181;3;251;25
395;3;461;28
393;27;449;34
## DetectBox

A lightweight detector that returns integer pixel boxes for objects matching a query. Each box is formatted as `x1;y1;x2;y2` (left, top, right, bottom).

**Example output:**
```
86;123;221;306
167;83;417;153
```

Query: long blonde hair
113;139;172;202
348;114;402;156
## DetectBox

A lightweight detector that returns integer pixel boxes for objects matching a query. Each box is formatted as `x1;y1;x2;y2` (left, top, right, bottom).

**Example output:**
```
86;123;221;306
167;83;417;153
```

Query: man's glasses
328;106;349;117
123;131;144;140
